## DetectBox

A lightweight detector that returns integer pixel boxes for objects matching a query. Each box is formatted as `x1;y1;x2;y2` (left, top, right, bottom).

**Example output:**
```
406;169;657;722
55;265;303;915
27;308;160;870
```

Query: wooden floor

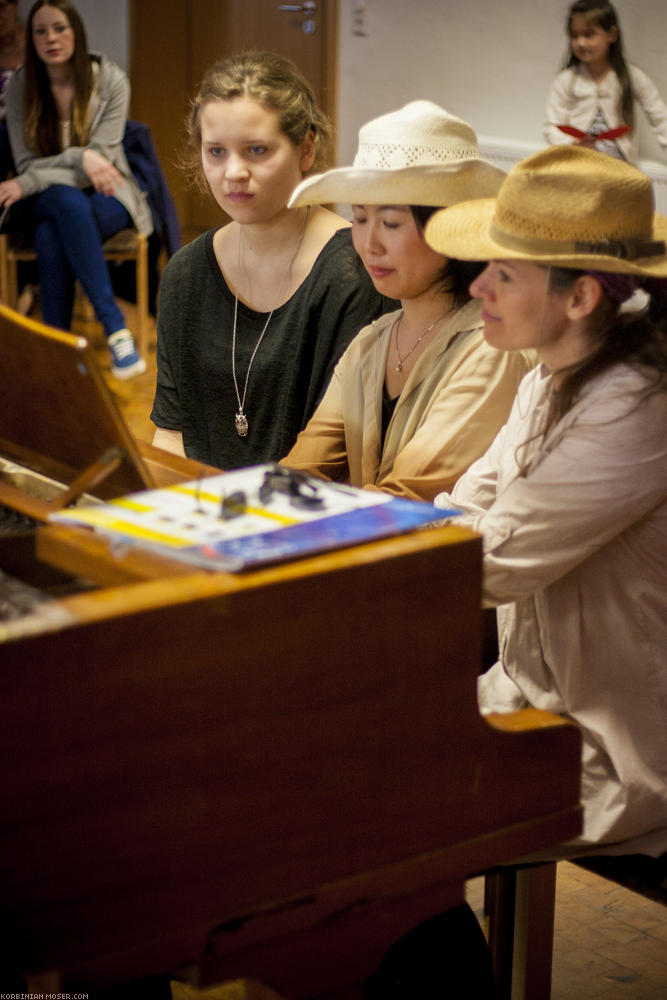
62;300;667;999
86;297;160;445
466;864;667;999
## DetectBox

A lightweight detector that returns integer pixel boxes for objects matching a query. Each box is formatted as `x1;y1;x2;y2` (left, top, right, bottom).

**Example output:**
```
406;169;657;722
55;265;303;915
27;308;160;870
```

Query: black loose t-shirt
151;228;389;469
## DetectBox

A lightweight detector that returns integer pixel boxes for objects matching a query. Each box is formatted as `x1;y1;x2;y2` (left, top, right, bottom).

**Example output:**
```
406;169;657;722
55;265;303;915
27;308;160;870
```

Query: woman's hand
0;178;24;211
82;148;123;196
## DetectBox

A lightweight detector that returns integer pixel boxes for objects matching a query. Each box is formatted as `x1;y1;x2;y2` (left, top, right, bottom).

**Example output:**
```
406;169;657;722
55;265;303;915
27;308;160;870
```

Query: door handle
278;2;316;11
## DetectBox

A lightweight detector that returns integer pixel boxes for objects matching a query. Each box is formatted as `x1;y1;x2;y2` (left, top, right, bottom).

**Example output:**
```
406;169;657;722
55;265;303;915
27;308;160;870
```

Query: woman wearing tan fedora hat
280;101;535;502
425;145;667;859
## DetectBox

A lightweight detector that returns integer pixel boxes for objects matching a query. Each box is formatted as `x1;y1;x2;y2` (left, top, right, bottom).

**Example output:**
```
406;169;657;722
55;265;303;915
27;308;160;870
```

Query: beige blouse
282;300;535;501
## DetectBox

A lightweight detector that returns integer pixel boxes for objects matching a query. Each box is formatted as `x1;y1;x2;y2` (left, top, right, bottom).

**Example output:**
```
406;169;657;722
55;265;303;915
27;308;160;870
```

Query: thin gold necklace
393;308;450;373
231;207;310;437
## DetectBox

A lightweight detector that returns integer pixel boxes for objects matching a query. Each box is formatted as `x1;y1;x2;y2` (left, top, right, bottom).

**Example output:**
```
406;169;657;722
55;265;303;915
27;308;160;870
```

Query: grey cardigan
6;53;152;235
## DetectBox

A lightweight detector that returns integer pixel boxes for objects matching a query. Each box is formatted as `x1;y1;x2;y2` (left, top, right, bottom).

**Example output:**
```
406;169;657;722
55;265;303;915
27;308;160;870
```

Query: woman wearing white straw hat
425;145;667;860
280;101;535;502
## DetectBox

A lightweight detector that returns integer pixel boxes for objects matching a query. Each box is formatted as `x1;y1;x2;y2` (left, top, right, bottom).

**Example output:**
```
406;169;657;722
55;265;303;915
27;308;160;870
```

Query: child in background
544;0;667;163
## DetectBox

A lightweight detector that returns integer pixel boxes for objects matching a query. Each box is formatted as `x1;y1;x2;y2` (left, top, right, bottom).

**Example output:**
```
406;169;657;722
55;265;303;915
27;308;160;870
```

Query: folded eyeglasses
259;465;325;510
193;465;326;521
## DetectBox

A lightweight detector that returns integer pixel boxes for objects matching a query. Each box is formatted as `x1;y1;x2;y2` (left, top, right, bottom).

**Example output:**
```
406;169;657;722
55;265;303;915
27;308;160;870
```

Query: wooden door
130;0;337;243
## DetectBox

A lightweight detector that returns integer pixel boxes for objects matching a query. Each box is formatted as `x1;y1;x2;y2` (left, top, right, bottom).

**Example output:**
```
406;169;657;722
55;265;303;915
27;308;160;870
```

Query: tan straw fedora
288;100;505;209
424;145;667;277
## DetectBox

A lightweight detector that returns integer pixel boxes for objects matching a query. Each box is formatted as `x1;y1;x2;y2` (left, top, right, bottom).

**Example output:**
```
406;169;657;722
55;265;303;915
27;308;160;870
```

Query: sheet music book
49;464;458;572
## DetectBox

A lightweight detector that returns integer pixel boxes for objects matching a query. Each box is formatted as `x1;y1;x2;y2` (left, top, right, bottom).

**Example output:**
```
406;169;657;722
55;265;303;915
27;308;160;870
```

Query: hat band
489;221;666;261
354;147;481;170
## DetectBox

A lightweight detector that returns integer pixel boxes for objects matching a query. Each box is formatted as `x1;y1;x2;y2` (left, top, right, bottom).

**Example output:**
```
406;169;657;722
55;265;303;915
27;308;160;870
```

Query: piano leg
486;868;516;998
486;862;558;1000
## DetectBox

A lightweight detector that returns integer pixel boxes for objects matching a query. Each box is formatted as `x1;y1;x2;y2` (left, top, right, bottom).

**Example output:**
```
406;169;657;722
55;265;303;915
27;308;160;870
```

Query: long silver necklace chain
231;294;272;437
231;208;310;437
393;309;451;373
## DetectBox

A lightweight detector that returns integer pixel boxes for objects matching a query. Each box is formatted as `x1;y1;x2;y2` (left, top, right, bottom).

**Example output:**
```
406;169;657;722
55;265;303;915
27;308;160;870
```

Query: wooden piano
0;306;582;996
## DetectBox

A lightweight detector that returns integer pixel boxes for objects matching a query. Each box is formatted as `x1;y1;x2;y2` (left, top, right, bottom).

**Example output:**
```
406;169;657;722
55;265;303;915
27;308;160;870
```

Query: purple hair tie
585;270;637;303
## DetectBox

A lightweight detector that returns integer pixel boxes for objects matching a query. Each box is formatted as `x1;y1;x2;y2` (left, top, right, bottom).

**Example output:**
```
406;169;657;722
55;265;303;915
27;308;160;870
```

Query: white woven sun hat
424;145;667;277
288;100;505;209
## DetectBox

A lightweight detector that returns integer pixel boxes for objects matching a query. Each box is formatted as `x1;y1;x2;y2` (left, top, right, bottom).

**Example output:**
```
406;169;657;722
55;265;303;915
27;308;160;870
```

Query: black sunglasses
258;465;325;510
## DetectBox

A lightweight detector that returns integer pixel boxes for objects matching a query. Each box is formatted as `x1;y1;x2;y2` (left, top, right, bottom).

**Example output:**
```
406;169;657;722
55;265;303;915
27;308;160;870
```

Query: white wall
20;1;665;166
17;0;128;71
336;0;667;165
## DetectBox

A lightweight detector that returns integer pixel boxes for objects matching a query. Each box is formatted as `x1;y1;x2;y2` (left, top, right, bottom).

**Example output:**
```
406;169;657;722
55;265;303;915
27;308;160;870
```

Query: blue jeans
32;184;132;337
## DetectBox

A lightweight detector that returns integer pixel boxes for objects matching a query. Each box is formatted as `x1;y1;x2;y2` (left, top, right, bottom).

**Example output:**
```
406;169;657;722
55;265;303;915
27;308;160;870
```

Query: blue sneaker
107;328;146;380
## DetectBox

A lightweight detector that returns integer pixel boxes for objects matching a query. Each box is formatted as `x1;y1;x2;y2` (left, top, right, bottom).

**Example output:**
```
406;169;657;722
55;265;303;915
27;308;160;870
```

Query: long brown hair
512;268;667;476
23;0;94;155
547;267;667;426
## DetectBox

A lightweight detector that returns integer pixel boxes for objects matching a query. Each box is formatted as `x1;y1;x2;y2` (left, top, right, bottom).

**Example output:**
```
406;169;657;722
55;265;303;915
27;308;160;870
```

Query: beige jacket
282;302;535;501
437;364;667;855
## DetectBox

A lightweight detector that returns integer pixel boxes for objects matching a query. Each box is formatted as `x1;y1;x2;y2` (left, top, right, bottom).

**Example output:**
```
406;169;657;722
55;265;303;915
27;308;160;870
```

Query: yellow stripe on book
169;486;298;524
108;522;192;546
170;484;221;504
110;497;155;512
242;504;298;526
62;508;191;546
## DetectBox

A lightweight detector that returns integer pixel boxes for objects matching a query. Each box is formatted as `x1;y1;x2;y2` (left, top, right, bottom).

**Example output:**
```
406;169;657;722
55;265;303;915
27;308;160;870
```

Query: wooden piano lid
0;304;154;517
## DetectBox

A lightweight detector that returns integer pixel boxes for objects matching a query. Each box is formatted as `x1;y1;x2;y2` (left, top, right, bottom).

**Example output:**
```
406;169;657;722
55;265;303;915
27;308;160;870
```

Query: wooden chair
0;227;150;359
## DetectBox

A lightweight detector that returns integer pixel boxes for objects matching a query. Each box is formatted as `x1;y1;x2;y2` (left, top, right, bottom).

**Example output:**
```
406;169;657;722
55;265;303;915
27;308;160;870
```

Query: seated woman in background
0;0;151;379
281;101;534;501
151;51;389;470
425;145;667;859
